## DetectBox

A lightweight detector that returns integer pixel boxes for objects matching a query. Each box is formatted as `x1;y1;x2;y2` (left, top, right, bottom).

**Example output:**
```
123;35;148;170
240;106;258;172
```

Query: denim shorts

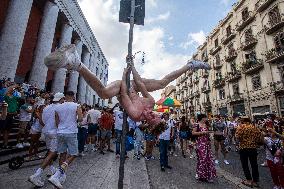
100;130;112;139
57;133;78;156
44;133;58;152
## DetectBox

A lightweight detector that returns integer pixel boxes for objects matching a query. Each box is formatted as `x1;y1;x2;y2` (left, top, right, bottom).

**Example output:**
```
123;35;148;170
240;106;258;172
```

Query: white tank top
42;104;58;135
56;102;79;134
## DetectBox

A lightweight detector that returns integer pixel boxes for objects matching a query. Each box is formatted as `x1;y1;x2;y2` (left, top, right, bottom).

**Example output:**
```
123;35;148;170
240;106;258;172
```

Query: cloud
79;0;190;100
145;11;171;24
147;0;158;7
180;30;206;50
220;0;230;6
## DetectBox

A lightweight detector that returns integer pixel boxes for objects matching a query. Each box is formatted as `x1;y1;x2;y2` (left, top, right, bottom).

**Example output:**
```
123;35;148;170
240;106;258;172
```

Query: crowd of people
0;78;284;189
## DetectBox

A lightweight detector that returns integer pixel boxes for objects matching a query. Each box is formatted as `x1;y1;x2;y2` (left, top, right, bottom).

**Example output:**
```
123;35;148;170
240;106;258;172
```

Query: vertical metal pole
118;0;135;188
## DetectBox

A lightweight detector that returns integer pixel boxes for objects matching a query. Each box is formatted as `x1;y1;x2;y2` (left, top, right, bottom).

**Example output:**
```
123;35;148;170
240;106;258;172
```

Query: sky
78;0;237;100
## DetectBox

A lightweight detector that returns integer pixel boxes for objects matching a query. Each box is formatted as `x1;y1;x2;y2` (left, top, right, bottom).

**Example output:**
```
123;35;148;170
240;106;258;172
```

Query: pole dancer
44;44;211;101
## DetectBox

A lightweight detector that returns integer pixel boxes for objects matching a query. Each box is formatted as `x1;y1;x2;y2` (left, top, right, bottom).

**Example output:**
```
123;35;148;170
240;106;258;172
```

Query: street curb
216;167;252;189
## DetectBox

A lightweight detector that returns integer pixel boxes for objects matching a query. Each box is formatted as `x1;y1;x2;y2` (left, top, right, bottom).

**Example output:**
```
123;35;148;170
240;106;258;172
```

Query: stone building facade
0;0;108;106
176;0;284;118
161;85;176;99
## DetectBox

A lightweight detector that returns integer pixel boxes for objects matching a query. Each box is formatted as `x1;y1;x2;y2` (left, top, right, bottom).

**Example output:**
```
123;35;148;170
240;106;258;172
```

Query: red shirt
99;112;114;130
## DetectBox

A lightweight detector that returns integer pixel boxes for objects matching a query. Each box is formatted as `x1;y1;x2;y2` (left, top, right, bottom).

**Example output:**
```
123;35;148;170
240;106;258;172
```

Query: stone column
67;39;83;93
85;55;95;104
29;1;59;89
0;0;33;80
51;23;73;93
77;50;91;103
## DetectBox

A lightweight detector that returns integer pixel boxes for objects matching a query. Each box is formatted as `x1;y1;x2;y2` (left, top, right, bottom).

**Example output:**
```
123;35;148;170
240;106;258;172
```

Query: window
242;7;249;21
252;74;261;90
244;28;253;41
215;54;220;65
231;61;237;73
100;72;103;80
214;39;219;47
216;71;222;80
219;88;225;100
268;6;281;26
102;59;104;64
228;43;234;54
245;51;257;63
226;25;231;36
232;83;239;94
274;32;284;52
97;52;100;59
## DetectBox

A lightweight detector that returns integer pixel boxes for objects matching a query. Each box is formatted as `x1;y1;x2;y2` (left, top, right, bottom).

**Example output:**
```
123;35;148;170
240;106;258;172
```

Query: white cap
53;92;65;102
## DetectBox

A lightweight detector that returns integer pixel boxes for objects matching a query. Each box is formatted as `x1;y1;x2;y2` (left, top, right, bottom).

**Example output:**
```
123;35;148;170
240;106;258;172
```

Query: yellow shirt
236;124;261;149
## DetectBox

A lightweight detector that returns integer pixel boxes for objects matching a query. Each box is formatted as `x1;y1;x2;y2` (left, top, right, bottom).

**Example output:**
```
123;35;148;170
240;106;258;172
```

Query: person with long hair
179;116;189;158
192;114;216;182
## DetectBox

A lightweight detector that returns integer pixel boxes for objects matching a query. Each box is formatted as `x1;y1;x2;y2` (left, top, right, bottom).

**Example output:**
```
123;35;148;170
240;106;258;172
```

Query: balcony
201;86;211;93
241;37;258;51
229;93;244;103
202;71;209;78
236;12;255;31
225;71;242;82
242;59;264;75
265;48;284;64
180;75;188;83
202;56;209;62
189;93;195;99
194;91;200;97
209;45;221;55
213;78;225;88
213;62;222;70
225;50;238;62
193;77;199;84
270;81;284;93
264;14;284;35
221;32;236;45
202;101;212;109
255;0;275;13
187;70;194;76
182;84;188;90
188;81;193;87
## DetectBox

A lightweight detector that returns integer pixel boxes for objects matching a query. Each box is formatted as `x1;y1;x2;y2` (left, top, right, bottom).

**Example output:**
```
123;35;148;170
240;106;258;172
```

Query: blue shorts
57;133;78;156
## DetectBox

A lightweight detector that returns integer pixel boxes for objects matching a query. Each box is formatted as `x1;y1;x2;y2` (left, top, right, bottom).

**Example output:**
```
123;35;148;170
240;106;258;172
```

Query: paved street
0;142;274;189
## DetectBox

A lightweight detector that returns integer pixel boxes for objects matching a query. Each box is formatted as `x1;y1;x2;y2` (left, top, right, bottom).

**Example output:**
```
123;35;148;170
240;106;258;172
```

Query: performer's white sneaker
44;44;82;71
48;170;63;189
187;60;211;70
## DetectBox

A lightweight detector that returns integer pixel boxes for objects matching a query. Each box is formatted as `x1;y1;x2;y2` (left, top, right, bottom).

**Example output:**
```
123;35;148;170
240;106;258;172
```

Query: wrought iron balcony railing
225;50;238;62
255;0;275;13
213;78;225;88
209;45;221;55
242;59;264;75
264;14;284;35
225;71;242;82
265;48;284;64
236;11;255;31
221;31;236;45
201;86;211;93
241;37;258;51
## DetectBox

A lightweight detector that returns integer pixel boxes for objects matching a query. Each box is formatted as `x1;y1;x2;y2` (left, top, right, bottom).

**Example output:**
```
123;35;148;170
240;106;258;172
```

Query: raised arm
131;65;152;99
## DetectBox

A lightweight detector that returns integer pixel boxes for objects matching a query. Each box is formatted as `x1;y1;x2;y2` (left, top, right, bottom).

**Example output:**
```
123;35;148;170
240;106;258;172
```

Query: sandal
241;180;253;188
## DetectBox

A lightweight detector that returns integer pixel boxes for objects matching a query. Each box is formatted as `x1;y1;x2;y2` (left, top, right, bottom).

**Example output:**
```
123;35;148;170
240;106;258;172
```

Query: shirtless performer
44;44;211;100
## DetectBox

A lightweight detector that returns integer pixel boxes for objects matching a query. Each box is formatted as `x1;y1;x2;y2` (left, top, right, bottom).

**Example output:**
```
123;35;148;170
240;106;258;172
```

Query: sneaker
214;160;219;165
92;147;97;152
60;173;66;184
187;60;211;70
145;157;150;161
195;174;199;180
116;154;120;159
174;153;178;157
137;156;140;160
16;143;24;149
29;174;44;187
150;156;155;160
107;149;114;153
224;160;230;165
78;152;86;157
44;44;82;71
100;151;105;155
189;155;194;159
47;166;57;177
261;162;268;167
48;171;63;189
165;165;172;169
23;142;30;147
161;166;165;172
